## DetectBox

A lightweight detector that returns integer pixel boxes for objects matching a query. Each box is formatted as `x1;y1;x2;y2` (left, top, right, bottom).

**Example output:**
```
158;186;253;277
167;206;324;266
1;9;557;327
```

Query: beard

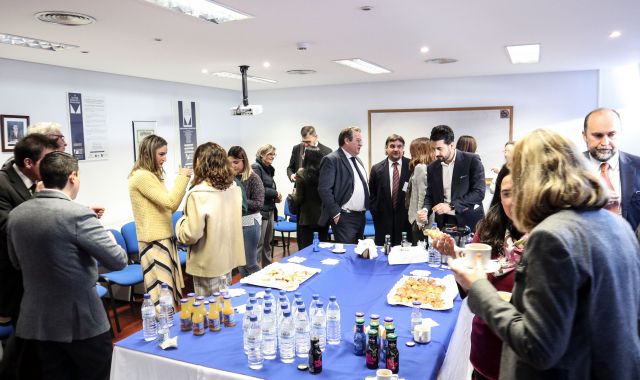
589;147;616;162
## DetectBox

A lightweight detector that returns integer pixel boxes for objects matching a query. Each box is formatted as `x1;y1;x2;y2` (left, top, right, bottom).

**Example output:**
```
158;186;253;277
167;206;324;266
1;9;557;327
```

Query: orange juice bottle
179;298;192;332
187;292;196;313
208;298;221;331
222;295;236;327
214;292;224;322
191;301;205;336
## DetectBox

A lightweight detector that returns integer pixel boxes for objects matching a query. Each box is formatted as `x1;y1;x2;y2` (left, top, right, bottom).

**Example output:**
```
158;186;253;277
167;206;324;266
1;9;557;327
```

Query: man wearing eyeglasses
287;126;332;182
26;122;68;151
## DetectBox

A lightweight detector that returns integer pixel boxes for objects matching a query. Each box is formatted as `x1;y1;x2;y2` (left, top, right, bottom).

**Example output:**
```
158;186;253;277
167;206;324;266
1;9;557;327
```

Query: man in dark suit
7;152;127;380
369;134;411;246
287;126;332;182
318;126;369;244
0;134;57;379
418;125;485;231
582;107;640;231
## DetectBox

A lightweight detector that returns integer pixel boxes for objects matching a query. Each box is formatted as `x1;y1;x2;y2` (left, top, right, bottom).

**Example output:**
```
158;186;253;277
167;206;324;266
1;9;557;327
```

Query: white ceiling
1;0;639;91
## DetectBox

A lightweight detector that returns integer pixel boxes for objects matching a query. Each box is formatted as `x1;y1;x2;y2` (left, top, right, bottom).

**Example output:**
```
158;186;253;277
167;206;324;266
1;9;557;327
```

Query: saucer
451;258;500;273
332;248;346;254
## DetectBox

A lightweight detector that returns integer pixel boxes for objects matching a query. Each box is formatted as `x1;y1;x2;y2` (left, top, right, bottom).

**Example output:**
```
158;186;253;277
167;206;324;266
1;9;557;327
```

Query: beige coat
176;182;246;278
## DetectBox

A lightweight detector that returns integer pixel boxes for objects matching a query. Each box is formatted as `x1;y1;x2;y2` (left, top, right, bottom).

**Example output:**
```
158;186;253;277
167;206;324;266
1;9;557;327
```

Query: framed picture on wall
1;115;30;152
132;121;156;160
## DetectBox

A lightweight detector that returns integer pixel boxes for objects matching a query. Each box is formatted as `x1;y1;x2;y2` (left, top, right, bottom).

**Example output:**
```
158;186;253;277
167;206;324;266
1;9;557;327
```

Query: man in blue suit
418;125;485;231
582;107;640;231
318;126;369;244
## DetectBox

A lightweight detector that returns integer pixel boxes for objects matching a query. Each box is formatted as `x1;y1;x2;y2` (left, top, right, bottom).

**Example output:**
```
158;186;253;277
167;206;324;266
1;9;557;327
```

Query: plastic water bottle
279;290;290;310
293;299;304;320
312;232;320;252
141;293;157;341
249;297;262;322
246;315;264;370
243;304;255;354
411;301;423;333
428;223;441;267
326;295;341;345
311;300;326;351
261;307;277;360
295;305;311;358
159;283;174;327
279;310;295;363
309;294;320;319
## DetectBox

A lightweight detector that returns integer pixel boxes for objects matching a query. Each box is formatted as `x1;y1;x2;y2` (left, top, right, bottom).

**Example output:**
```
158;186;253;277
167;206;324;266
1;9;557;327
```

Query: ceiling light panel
144;0;252;24
209;71;276;83
505;44;540;64
333;58;391;74
0;33;78;51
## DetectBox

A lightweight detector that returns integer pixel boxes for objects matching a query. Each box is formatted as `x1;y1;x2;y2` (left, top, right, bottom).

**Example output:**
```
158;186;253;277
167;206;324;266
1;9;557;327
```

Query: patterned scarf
495;230;528;276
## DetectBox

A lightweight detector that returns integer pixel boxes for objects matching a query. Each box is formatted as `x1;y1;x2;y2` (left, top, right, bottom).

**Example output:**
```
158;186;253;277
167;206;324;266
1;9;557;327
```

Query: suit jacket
287;142;332;181
369;156;411;245
584;151;640;231
468;209;640;379
0;160;31;320
423;149;485;230
318;149;368;226
7;190;127;342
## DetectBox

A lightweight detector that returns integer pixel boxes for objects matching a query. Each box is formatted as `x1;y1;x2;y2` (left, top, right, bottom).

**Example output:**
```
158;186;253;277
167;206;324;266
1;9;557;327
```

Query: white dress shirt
587;151;622;212
341;148;368;212
441;150;457;216
12;163;35;193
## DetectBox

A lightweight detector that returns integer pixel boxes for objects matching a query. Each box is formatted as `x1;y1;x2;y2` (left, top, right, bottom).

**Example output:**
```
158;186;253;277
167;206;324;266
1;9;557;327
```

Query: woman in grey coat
438;129;640;379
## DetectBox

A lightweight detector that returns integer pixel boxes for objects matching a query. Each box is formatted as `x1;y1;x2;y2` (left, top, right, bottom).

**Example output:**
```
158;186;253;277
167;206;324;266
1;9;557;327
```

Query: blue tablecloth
115;245;462;380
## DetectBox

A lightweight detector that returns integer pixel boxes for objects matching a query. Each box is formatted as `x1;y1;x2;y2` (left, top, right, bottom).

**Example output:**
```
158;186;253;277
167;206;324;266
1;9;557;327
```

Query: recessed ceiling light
360;5;373;11
424;58;457;64
0;33;78;51
609;30;621;39
263;61;271;68
209;71;277;84
333;58;391;74
154;37;163;42
34;11;96;26
420;46;430;54
286;69;317;75
81;50;89;54
144;0;252;24
201;68;209;74
505;44;540;64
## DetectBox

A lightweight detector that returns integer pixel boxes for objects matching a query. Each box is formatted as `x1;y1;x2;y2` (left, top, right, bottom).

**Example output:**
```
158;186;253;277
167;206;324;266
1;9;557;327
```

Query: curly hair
129;135;166;180
192;142;235;190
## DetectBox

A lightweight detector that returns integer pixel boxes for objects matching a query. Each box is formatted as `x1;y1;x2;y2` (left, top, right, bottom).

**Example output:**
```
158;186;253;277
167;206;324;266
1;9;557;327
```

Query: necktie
600;162;620;214
391;162;400;208
350;156;370;209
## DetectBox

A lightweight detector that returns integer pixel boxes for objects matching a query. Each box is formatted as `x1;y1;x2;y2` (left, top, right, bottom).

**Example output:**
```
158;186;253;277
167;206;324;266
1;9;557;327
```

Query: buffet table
111;244;463;380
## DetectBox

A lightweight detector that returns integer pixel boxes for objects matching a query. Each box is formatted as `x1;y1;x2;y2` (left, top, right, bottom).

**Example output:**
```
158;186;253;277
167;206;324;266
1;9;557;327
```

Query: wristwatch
449;203;455;211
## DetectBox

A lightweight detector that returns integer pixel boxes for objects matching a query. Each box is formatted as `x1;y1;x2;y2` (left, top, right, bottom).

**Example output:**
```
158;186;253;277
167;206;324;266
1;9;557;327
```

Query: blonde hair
193;142;234;190
511;128;608;232
27;122;62;135
409;137;435;172
129;135;167;180
256;144;276;160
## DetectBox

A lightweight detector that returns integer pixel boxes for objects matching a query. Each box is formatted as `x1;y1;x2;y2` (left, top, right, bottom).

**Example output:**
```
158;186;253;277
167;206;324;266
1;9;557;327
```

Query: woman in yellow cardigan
175;142;245;297
128;135;192;307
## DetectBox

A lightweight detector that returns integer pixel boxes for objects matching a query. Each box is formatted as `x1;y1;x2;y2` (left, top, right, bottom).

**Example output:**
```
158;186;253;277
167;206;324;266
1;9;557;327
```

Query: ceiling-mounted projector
231;65;263;116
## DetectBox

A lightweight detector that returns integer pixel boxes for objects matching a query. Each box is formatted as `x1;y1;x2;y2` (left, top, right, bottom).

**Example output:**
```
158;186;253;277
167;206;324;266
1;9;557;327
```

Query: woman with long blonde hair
176;142;245;296
408;137;436;242
442;129;640;379
128;135;192;307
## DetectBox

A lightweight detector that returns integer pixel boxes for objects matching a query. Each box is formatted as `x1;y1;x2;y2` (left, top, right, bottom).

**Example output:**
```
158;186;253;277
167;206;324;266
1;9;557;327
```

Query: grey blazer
7;190;127;342
318;149;367;226
468;209;640;379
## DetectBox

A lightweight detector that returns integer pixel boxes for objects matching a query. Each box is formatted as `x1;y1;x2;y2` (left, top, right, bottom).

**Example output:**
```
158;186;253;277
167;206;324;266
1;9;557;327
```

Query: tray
386;275;458;310
239;262;321;291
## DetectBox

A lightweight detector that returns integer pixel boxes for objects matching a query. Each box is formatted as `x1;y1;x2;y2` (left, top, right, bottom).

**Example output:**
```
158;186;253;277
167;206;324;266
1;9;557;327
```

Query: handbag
286;193;299;215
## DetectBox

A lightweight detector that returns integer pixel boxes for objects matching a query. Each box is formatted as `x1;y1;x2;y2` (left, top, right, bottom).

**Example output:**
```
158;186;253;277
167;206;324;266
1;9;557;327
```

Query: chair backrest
172;210;183;232
120;221;139;257
365;210;374;224
284;198;297;223
108;229;128;252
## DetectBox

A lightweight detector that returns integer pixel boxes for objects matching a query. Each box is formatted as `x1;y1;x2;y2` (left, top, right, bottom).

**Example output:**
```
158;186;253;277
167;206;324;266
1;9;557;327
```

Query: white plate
450;258;501;273
332;248;346;253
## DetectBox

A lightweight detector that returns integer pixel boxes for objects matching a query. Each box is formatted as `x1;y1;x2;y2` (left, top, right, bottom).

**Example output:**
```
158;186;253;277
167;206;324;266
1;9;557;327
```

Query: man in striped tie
582;107;640;232
369;134;411;246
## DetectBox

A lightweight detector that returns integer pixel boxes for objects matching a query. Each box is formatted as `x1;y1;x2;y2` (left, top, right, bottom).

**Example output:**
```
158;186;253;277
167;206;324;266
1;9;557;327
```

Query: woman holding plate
437;129;640;379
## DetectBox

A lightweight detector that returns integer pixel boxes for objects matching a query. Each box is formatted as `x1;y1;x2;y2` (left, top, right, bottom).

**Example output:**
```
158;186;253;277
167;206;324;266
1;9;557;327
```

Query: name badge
402;182;408;192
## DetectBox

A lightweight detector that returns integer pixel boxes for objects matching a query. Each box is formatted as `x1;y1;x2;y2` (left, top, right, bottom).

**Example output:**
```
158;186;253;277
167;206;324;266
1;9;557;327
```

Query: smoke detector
296;42;310;51
35;11;96;26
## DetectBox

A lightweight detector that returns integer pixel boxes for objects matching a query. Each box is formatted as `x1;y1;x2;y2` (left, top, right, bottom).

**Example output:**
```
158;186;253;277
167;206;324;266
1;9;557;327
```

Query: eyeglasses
267;152;277;157
48;134;65;141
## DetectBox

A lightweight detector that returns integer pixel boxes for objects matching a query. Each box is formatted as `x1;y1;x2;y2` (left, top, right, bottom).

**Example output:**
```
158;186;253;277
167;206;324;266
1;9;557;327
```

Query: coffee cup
334;243;344;251
461;243;492;269
412;323;431;344
376;368;398;380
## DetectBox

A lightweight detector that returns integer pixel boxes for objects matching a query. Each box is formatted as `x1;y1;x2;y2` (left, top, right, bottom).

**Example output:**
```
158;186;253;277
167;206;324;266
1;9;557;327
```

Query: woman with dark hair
292;146;329;248
456;135;478;153
176;142;245;296
128;135;191;307
228;146;264;277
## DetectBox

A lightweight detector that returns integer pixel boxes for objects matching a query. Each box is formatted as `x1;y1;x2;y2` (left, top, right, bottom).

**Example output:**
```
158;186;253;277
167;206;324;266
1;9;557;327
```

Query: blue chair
171;211;187;266
99;229;144;333
364;210;376;238
272;198;298;257
0;324;13;341
120;221;140;262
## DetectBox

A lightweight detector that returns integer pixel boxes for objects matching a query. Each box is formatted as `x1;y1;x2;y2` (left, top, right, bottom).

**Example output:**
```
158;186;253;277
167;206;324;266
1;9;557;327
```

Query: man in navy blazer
7;152;127;379
287;126;332;182
582;107;640;231
418;125;485;231
369;134;411;246
318;126;369;243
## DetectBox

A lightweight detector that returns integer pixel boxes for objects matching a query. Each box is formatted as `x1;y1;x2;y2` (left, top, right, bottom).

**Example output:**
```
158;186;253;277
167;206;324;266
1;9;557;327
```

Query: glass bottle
353;317;366;356
365;328;379;369
385;333;399;374
308;336;323;374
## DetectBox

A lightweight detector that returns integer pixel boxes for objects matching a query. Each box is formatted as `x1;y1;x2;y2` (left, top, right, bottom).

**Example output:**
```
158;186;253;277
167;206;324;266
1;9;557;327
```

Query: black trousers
34;331;113;380
298;224;330;249
331;212;365;244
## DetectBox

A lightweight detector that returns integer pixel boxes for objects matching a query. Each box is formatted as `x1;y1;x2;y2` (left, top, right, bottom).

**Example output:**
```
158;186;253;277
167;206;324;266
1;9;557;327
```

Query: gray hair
27;122;62;135
256;144;276;159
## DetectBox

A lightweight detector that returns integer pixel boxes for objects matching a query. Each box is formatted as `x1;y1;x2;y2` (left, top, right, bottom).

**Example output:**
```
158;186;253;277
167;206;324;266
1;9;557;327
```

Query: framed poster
1;115;30;152
132;121;156;161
